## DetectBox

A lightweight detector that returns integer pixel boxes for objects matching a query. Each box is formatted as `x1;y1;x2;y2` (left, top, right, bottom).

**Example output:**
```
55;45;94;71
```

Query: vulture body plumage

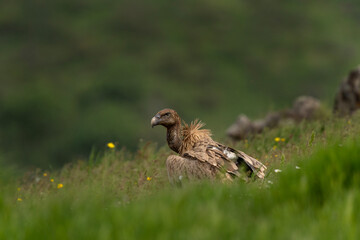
151;109;267;183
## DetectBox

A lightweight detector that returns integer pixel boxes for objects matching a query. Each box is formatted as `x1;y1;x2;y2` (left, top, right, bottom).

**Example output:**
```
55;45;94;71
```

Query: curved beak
151;114;161;128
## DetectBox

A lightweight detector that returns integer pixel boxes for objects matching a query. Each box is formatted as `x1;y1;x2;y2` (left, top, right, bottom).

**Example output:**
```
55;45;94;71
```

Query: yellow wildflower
273;145;277;150
43;173;47;177
17;198;22;202
17;187;21;191
281;138;285;142
57;183;64;189
147;177;152;181
50;179;54;182
275;155;278;157
275;137;281;142
107;142;115;149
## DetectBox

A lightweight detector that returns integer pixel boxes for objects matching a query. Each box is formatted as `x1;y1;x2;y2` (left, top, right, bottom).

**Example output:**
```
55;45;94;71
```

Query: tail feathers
237;150;267;179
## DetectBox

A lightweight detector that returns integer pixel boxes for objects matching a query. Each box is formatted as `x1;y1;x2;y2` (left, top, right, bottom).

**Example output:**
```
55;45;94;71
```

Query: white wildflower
274;169;282;173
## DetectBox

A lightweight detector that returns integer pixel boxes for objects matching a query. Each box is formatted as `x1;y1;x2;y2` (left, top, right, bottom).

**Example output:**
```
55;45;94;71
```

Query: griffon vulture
151;109;267;183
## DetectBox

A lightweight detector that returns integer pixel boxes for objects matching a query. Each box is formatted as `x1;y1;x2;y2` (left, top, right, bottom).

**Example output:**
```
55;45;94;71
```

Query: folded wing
182;140;266;179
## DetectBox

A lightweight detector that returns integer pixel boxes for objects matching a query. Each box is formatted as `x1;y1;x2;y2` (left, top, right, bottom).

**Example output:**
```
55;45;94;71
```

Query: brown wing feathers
181;120;266;179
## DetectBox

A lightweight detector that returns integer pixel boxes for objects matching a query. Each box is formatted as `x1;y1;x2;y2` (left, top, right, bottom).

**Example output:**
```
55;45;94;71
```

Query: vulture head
151;108;181;129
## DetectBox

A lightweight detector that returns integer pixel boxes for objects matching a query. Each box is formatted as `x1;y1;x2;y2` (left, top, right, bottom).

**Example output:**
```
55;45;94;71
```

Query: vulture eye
164;112;171;117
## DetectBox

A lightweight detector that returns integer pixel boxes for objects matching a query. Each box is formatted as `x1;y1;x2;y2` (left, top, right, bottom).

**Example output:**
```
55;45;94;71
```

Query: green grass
1;112;360;239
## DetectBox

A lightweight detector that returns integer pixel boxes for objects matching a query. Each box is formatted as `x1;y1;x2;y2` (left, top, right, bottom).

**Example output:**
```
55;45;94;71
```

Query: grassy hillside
1;0;360;166
1;112;360;239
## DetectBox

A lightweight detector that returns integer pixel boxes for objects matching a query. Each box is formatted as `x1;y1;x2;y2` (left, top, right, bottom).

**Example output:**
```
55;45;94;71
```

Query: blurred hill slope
0;0;359;166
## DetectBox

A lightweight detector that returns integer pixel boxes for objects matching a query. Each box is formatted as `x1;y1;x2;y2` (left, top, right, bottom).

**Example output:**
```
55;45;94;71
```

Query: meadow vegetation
1;111;359;239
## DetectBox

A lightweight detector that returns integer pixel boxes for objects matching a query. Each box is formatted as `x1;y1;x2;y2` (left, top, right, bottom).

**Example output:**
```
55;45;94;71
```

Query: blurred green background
0;0;359;167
